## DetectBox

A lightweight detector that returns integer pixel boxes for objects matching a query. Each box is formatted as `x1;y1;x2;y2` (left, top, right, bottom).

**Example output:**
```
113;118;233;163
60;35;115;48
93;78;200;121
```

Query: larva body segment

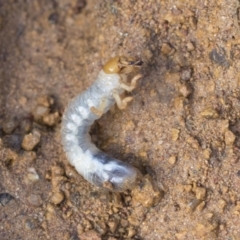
61;56;142;191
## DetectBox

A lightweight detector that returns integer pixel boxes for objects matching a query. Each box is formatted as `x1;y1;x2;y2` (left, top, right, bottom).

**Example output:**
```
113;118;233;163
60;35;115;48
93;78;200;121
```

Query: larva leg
90;98;107;117
90;106;103;117
113;92;133;110
120;74;142;92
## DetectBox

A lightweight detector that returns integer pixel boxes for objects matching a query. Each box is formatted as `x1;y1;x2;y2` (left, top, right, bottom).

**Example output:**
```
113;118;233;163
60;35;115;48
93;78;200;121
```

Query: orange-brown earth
1;0;240;239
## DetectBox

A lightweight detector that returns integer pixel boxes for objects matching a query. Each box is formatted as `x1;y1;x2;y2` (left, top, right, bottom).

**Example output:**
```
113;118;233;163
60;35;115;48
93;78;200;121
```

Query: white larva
61;56;143;191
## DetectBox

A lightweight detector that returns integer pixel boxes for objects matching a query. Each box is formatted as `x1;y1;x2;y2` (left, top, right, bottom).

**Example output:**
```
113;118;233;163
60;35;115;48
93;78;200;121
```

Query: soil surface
1;0;240;239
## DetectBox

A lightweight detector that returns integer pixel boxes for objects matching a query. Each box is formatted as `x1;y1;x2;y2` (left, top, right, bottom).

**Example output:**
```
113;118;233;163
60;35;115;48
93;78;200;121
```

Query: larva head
103;56;143;75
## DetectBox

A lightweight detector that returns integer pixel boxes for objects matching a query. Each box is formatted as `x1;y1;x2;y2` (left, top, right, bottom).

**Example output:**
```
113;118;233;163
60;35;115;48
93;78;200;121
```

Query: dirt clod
21;129;41;151
43;112;60;126
195;187;207;200
132;175;163;207
78;230;101;240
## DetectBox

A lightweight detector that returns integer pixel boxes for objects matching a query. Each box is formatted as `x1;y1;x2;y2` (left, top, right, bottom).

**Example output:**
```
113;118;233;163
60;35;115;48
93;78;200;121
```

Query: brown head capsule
103;56;143;74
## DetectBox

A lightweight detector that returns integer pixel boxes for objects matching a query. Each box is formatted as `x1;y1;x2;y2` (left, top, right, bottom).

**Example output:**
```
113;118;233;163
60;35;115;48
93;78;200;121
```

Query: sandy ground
1;0;240;239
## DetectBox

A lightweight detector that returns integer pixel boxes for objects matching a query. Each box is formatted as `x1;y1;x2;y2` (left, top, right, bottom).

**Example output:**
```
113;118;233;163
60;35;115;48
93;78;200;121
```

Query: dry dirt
1;0;240;239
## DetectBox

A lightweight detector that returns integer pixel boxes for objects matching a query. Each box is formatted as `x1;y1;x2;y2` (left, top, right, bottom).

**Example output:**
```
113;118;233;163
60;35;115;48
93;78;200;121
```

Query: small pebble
204;212;214;220
224;130;235;146
168;156;176;165
175;231;187;240
174;97;184;110
195;187;206;200
27;167;40;181
108;221;118;233
48;12;59;24
139;151;147;158
196;201;205;212
161;43;175;56
195;221;218;236
21;151;37;163
77;223;84;235
125;120;135;131
203;148;211;160
25;218;38;230
179;84;192;97
186;42;195;51
70;192;81;207
51;191;64;205
233;201;240;214
51;165;65;176
62;208;73;219
189;16;197;30
127;227;136;238
171;6;182;15
209;48;229;67
43;112;60;126
51;175;67;189
221;185;228;194
171;128;180;141
181;68;192;81
2;117;17;134
63;232;71;240
46;203;55;213
74;0;87;14
64;182;72;190
218;199;227;212
78;230;101;240
95;221;107;235
117;228;125;234
0;193;14;206
21;129;41;151
111;192;122;206
200;108;219;118
172;53;188;67
2;134;22;151
4;148;18;167
19;96;27;106
120;219;128;227
27;194;42;207
184;184;192;192
187;199;203;212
